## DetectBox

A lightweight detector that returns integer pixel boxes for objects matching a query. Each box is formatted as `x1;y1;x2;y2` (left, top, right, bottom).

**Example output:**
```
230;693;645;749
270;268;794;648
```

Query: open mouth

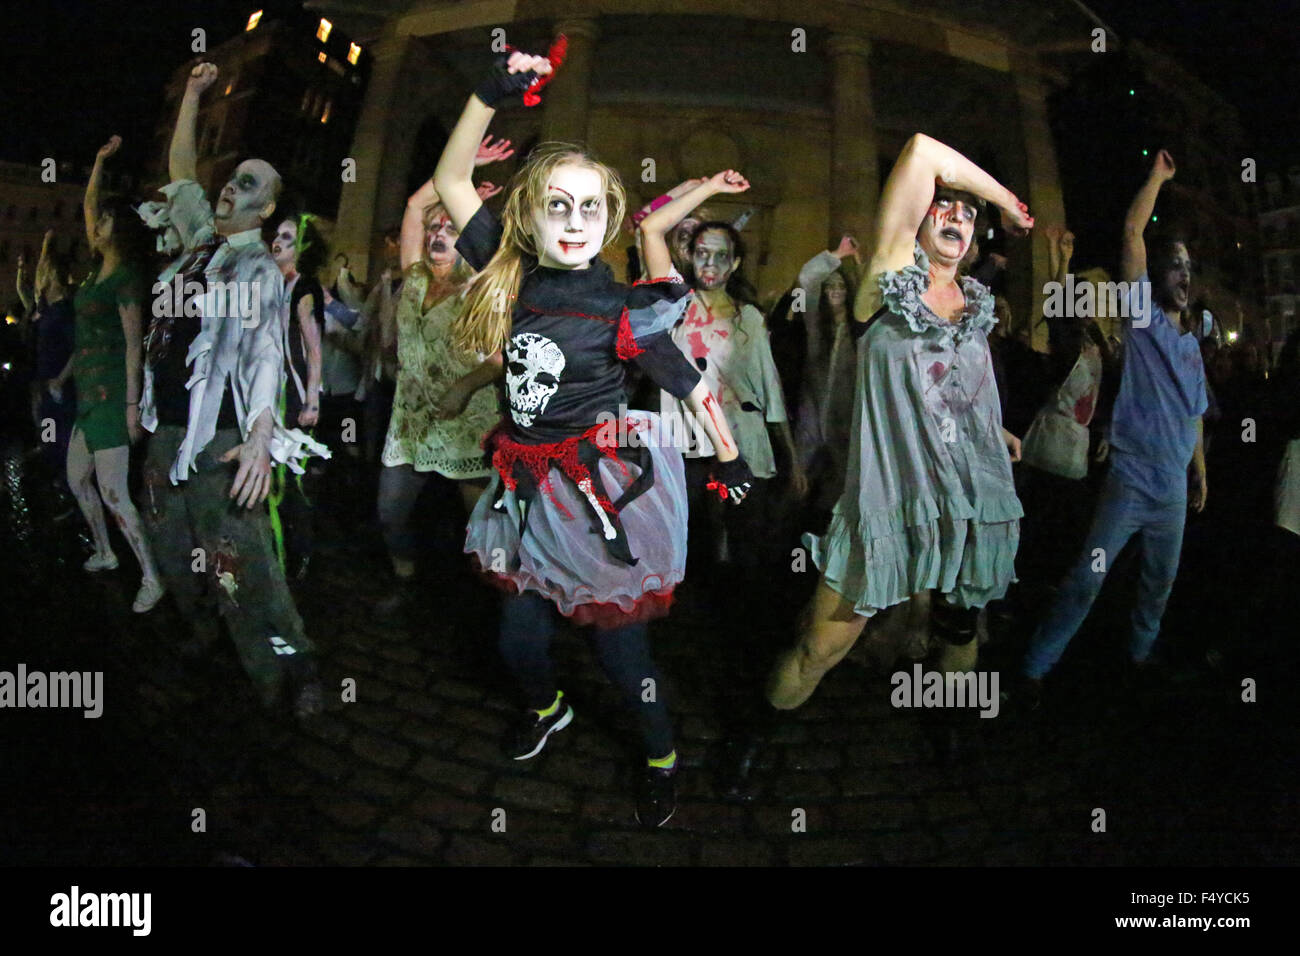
429;239;447;253
941;227;963;242
558;240;587;253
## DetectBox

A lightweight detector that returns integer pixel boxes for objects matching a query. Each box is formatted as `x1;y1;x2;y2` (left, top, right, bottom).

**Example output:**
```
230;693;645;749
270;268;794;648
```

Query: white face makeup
424;210;460;267
215;159;278;235
533;164;608;269
918;196;978;267
271;220;297;270
1159;243;1191;313
692;229;737;292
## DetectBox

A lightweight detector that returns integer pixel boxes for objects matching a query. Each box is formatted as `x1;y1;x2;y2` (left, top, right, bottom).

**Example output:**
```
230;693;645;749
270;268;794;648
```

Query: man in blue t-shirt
1023;150;1207;691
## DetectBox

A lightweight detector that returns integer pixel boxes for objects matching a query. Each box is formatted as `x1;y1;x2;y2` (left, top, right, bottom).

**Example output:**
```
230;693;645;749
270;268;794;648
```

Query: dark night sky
2;0;1294;179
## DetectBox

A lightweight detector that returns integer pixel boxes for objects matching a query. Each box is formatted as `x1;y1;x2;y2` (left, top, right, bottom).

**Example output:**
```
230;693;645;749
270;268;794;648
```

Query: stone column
332;32;414;281
1014;73;1067;352
828;35;879;248
541;19;599;145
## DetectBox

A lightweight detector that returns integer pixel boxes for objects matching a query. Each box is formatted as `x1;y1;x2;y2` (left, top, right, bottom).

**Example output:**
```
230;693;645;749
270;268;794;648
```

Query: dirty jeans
142;425;316;698
1022;470;1187;679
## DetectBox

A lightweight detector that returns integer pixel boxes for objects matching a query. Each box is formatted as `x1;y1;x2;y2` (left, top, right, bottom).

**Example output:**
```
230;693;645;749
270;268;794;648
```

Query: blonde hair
453;143;627;354
407;200;473;289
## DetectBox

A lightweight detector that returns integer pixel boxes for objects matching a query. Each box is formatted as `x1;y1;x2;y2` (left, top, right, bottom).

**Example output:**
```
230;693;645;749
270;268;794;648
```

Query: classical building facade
304;0;1257;350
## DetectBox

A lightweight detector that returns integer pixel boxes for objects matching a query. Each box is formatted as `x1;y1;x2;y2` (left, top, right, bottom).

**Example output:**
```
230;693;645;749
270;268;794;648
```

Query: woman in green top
69;135;164;613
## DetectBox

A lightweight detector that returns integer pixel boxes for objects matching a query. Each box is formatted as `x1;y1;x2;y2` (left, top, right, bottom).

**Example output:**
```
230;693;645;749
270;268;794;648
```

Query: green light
1151;215;1158;222
1129;89;1135;96
1142;149;1149;157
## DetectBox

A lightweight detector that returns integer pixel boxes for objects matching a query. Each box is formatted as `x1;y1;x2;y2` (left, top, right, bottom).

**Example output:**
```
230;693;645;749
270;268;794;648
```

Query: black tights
498;590;674;759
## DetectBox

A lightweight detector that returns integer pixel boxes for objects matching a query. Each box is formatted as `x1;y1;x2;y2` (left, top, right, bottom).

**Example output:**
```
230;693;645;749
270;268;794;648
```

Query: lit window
321;100;332;124
247;10;262;31
317;18;332;42
348;42;361;65
318;52;327;64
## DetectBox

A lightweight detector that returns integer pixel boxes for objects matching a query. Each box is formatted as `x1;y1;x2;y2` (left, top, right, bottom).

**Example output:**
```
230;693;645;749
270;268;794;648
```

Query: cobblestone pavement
5;468;1298;867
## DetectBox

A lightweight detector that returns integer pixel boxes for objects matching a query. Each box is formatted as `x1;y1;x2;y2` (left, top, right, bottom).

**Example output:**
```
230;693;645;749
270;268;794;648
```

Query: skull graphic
506;332;566;427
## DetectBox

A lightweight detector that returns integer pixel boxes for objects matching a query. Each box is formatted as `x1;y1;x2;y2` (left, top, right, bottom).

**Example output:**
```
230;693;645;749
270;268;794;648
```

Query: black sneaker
506;699;573;760
635;766;677;828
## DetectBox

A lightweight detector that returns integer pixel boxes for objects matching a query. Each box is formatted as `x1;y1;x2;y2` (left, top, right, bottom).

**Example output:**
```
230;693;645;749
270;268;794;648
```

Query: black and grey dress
455;205;702;628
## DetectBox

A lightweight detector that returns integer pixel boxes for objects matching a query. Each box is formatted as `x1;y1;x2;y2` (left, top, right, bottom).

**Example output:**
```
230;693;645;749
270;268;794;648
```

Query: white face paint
215;159;278;236
917;196;978;267
271;220;297;271
1157;242;1191;313
424;210;460;268
532;164;607;269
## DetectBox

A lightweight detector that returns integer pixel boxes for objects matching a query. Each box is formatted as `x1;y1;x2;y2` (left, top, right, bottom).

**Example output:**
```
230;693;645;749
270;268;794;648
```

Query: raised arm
85;136;120;246
16;254;34;314
169;63;218;183
858;133;1032;318
433;50;544;231
401;180;439;273
638;170;751;279
1121;149;1175;283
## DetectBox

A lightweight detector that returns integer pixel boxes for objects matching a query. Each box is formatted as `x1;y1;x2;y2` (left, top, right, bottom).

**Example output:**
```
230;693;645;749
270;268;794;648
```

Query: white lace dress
380;272;498;478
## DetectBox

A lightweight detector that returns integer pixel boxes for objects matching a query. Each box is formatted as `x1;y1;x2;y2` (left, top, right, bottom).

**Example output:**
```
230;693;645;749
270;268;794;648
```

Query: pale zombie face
533;164;608;269
692;229;738;292
271;220;297;271
1157;242;1192;314
824;272;847;309
424;210;460;268
918;196;978;267
214;159;279;235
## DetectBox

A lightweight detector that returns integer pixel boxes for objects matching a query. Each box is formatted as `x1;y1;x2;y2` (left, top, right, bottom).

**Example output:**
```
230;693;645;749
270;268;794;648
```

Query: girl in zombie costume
649;199;806;575
765;133;1032;713
374;161;511;617
433;46;753;828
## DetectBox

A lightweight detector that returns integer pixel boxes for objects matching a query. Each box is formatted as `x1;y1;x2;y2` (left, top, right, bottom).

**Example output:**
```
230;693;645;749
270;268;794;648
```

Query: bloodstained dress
807;244;1023;616
454;205;702;627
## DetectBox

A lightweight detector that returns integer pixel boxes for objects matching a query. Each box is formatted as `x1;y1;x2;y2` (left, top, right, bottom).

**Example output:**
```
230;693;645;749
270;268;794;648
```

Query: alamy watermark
0;664;103;718
890;664;1000;718
592;405;719;451
1043;273;1151;328
152;275;262;328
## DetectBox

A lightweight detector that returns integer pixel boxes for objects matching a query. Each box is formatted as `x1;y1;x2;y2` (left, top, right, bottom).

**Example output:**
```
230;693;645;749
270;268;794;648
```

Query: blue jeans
1022;470;1187;678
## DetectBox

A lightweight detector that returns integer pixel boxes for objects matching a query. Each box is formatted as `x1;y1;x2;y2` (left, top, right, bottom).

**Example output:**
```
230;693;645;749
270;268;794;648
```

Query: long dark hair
96;194;155;284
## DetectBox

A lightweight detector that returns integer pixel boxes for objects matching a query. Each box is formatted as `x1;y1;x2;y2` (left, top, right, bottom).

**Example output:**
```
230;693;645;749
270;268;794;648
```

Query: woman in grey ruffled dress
767;133;1034;710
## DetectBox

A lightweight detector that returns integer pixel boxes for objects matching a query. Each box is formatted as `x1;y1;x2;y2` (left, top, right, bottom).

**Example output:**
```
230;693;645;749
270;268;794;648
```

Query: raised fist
97;135;122;162
1152;149;1176;182
187;62;219;96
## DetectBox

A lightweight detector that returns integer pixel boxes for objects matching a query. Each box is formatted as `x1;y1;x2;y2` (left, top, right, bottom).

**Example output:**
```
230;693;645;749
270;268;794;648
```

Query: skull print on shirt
505;331;567;427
